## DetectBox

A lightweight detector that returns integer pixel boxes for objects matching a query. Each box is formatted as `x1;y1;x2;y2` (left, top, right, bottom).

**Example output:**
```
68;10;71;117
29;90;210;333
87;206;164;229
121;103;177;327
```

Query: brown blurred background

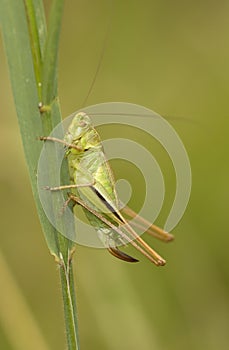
0;1;229;349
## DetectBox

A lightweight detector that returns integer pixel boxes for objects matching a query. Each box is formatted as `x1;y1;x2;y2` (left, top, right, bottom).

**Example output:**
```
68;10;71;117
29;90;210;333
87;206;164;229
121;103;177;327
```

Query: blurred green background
1;0;229;349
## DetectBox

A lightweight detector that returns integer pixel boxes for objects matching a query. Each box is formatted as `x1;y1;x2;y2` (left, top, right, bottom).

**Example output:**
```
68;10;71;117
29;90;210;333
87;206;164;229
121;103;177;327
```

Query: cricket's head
64;112;101;153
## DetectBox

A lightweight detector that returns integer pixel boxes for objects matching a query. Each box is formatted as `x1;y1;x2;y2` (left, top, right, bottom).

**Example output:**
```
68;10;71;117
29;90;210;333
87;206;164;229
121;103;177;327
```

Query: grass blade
0;0;60;258
41;0;64;106
1;0;80;348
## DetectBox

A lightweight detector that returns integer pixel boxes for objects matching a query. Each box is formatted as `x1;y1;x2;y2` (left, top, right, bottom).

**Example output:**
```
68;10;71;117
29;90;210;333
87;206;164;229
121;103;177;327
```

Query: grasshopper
40;112;174;266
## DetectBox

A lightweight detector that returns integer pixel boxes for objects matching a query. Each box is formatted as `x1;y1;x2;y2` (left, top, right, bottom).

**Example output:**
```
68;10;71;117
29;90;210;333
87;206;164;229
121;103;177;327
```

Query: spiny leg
68;193;166;266
44;183;95;217
39;136;82;151
44;181;95;192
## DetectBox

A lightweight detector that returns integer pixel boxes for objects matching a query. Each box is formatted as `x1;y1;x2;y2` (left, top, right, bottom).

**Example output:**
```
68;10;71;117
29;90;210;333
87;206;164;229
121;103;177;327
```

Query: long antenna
81;1;113;108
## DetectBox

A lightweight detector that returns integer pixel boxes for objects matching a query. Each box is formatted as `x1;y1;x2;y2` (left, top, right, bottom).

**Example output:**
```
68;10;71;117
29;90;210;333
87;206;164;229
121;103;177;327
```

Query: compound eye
79;121;86;127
